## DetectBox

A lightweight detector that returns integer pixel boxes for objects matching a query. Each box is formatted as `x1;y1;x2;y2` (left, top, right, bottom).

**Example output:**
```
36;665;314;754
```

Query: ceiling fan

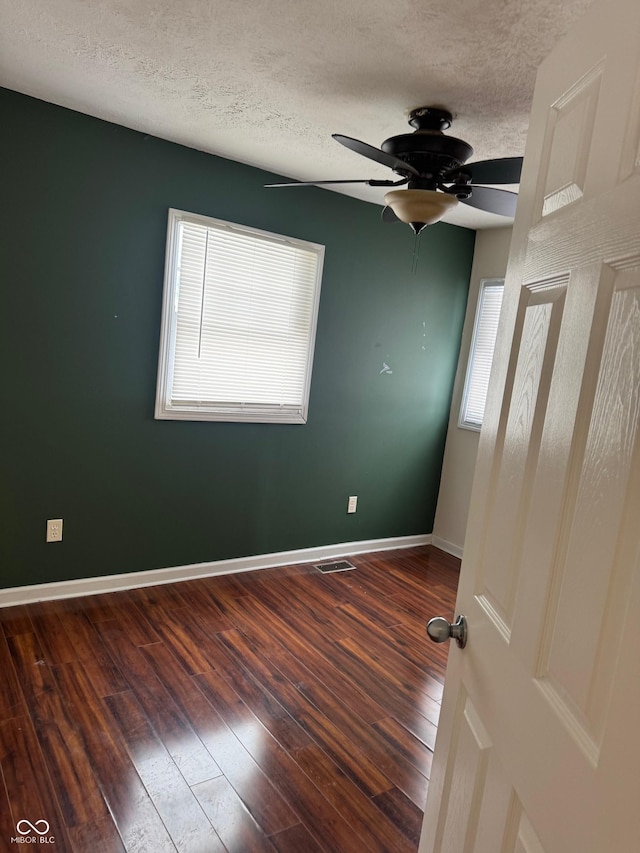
266;106;523;234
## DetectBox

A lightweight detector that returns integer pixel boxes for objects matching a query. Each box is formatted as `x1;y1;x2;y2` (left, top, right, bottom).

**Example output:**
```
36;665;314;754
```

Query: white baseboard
431;535;463;559
0;533;432;607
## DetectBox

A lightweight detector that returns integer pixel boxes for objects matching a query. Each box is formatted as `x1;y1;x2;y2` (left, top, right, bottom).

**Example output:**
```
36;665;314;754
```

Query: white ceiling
1;0;593;229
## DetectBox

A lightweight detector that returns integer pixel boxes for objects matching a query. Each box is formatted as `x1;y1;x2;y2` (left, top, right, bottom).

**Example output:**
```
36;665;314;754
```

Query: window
459;278;505;431
155;209;324;423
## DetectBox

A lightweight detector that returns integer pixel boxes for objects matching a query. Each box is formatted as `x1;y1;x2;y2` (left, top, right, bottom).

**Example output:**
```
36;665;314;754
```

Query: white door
420;0;640;850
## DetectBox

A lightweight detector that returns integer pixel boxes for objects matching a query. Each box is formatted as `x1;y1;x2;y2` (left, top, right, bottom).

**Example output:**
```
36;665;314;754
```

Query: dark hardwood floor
0;545;460;853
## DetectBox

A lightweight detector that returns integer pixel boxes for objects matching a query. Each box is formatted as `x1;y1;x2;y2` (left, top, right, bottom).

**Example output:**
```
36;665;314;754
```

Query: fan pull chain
411;232;421;275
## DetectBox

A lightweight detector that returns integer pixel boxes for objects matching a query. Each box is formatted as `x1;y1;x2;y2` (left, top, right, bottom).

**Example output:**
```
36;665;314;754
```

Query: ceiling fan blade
266;179;375;187
381;205;400;223
461;186;518;217
332;134;419;177
265;177;409;188
459;157;523;185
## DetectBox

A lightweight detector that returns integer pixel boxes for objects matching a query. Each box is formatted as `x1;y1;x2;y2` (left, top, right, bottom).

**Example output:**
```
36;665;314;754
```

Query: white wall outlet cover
46;518;63;542
347;496;358;514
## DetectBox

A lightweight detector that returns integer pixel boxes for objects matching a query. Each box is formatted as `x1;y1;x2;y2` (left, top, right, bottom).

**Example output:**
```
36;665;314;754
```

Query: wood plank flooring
0;545;460;852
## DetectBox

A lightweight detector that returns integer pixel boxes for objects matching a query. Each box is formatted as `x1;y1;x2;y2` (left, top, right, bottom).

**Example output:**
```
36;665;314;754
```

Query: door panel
479;283;566;637
542;273;640;742
538;61;603;218
438;693;491;851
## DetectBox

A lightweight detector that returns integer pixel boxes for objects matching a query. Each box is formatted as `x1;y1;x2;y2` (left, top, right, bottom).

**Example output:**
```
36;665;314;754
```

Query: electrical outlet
46;519;63;543
347;496;358;514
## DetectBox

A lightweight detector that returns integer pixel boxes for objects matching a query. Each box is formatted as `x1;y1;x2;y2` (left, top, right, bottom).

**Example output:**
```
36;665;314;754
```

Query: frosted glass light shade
384;189;459;228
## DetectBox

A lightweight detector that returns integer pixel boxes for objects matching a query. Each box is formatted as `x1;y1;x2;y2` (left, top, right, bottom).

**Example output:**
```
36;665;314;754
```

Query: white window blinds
155;210;324;423
459;278;504;430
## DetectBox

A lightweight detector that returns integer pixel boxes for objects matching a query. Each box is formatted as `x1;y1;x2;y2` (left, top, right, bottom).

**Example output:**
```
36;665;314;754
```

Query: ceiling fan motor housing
381;107;473;188
382;132;473;184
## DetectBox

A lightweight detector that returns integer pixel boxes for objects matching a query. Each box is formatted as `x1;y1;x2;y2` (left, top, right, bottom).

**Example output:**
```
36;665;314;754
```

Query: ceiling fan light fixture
384;189;459;230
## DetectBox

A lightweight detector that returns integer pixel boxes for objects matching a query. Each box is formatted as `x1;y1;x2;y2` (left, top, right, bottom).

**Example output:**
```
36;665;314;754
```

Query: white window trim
155;209;325;424
458;277;505;432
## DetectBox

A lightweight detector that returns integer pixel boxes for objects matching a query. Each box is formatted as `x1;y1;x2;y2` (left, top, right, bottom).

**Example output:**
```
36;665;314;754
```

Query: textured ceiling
1;0;593;229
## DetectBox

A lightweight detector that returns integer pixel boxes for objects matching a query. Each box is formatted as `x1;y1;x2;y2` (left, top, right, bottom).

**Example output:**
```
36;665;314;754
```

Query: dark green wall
0;87;475;589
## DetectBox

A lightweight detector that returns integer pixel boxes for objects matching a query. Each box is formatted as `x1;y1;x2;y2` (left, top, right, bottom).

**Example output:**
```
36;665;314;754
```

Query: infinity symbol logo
16;819;50;835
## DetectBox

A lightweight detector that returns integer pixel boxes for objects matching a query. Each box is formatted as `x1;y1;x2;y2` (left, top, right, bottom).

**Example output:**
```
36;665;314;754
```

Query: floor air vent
314;560;356;574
